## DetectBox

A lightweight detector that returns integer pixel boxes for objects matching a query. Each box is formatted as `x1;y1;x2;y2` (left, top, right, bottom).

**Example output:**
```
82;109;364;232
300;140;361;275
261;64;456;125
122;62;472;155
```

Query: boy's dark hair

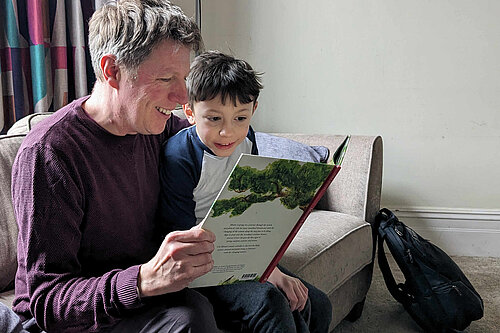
186;51;263;106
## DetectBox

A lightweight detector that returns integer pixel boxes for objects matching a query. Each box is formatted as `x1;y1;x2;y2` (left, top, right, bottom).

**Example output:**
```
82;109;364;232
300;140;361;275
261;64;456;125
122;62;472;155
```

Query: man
12;1;218;331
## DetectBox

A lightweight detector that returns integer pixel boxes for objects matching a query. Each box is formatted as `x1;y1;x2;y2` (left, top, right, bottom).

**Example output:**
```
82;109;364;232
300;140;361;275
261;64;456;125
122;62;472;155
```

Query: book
189;135;351;288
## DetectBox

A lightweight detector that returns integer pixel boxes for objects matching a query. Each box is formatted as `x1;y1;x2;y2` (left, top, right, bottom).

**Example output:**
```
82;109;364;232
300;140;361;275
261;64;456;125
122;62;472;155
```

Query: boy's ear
183;104;196;125
100;54;120;89
252;101;258;114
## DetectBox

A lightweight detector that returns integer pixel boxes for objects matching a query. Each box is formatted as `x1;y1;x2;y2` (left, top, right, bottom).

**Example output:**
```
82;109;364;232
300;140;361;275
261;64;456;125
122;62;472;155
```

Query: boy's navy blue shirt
159;125;258;233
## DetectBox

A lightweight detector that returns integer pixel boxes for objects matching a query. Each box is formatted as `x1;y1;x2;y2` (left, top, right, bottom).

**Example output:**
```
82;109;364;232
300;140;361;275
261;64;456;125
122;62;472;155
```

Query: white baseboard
385;207;500;257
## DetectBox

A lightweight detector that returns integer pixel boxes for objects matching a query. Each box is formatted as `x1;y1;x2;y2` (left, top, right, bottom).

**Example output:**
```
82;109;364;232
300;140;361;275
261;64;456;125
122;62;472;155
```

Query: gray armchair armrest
270;134;383;224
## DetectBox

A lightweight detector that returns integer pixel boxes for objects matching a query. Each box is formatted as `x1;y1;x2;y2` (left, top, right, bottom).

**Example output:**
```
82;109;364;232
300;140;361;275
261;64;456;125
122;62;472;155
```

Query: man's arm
12;145;144;331
12;144;214;332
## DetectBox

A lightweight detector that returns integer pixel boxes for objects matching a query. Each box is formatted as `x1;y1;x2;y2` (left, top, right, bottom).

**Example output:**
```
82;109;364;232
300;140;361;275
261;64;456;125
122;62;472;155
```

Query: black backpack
375;208;484;332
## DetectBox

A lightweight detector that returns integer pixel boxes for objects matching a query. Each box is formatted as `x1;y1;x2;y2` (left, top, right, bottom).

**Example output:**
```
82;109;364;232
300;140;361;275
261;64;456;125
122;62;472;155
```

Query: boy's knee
254;283;295;321
258;283;290;310
308;286;333;333
247;284;297;332
312;287;332;315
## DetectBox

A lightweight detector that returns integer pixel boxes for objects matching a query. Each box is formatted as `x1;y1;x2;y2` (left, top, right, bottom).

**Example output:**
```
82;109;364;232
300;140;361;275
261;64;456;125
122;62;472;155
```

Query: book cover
189;136;350;288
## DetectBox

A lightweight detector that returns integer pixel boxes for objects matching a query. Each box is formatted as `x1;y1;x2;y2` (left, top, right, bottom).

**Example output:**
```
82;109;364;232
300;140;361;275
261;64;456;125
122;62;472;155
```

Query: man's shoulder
21;99;84;150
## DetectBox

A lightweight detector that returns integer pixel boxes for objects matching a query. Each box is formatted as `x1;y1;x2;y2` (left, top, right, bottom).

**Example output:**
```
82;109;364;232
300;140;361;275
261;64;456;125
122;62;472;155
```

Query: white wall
175;1;500;256
173;0;194;17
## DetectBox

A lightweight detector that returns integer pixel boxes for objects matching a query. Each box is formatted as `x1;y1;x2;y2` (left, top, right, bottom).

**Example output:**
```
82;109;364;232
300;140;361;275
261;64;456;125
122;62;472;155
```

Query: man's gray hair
89;0;203;80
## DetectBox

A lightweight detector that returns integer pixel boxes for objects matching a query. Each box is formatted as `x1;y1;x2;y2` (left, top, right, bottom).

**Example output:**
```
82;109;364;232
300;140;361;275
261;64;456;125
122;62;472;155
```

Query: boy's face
184;96;257;157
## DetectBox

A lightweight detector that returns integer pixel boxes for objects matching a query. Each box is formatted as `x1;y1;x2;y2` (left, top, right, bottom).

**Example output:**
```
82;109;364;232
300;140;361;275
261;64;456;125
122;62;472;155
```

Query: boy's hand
267;267;308;312
138;227;215;297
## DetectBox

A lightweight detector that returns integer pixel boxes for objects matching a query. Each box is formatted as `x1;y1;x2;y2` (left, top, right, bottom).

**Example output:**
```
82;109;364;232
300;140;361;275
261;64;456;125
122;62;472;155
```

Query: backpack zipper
452;284;463;296
406;249;414;264
432;282;463;296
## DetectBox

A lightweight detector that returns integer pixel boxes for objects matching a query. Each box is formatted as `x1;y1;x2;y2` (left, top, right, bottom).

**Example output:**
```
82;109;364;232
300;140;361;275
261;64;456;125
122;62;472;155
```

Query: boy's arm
158;134;199;233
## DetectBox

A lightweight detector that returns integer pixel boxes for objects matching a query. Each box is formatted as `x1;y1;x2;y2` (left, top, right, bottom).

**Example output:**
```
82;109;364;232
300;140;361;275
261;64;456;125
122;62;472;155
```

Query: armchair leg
344;297;366;322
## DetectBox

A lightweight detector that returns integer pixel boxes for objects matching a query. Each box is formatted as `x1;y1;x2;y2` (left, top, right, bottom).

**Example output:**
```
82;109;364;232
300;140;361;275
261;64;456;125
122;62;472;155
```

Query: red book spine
259;165;341;283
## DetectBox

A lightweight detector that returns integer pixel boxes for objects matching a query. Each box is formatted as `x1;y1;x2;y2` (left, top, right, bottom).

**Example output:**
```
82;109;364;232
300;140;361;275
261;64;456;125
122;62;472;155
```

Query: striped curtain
0;0;103;134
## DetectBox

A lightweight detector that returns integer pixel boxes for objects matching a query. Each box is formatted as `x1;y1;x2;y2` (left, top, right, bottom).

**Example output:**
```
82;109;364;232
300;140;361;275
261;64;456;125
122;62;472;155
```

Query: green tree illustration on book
211;160;334;218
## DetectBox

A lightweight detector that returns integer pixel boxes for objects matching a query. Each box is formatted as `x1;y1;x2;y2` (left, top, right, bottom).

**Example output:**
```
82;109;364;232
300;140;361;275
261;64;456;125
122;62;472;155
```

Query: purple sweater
11;96;189;332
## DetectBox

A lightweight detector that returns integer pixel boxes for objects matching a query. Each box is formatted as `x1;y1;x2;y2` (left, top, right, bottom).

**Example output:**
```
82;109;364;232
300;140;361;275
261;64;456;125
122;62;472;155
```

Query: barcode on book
241;273;257;280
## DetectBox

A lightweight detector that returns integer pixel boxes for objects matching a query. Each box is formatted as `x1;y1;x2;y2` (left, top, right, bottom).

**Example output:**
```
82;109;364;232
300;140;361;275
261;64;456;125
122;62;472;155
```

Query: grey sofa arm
270;134;383;224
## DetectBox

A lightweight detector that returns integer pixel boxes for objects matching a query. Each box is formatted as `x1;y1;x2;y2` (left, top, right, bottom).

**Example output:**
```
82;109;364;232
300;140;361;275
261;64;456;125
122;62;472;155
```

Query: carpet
333;256;500;332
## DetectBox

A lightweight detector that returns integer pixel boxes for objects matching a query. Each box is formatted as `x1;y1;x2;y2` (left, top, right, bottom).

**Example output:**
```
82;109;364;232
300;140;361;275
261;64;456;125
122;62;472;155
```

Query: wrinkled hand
267;267;308;311
138;227;215;297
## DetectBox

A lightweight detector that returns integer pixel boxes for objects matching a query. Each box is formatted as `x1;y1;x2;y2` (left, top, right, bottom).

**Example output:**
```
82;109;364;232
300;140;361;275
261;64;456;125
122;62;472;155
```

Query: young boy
159;51;332;332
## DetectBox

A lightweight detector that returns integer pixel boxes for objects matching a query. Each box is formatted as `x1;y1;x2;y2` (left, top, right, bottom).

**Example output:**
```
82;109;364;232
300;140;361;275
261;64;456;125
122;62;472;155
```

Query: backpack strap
375;209;413;306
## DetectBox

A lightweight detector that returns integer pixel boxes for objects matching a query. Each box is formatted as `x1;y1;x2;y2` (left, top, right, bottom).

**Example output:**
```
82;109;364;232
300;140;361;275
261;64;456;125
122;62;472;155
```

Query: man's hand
138;227;215;297
267;267;308;311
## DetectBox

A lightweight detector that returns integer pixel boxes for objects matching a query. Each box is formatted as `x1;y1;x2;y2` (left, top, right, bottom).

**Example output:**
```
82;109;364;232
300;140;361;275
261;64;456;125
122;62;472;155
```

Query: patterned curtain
0;0;102;134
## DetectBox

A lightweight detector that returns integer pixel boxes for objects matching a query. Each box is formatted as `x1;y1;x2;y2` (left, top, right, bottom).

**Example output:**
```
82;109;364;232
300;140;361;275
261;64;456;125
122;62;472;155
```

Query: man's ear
100;55;120;89
252;101;258;114
183;104;196;125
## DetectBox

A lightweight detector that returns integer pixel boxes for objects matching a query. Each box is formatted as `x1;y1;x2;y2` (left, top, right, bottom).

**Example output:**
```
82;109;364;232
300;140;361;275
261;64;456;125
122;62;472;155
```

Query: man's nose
168;81;188;105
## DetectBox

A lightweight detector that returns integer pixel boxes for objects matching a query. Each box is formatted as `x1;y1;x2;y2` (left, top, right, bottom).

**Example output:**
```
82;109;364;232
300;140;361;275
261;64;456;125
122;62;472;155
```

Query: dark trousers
20;268;332;333
197;265;332;333
21;288;220;333
105;288;220;333
0;302;27;333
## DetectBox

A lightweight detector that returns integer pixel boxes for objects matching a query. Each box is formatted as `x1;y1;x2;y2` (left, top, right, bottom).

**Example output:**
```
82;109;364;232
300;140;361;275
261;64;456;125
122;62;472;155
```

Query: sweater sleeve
12;144;143;332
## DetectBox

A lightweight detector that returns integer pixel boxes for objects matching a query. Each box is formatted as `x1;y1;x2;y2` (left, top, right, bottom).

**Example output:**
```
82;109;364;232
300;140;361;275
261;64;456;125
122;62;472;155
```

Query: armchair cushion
281;211;372;294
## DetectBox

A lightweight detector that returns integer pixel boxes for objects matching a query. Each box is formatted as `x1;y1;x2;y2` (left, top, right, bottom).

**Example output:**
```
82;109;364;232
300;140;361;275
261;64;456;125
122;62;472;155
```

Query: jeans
21;289;220;333
197;265;332;333
19;268;332;333
105;288;220;333
0;302;28;333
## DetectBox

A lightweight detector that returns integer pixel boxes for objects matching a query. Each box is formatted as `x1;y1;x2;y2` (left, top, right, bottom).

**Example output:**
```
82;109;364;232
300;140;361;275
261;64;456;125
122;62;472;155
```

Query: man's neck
82;84;129;136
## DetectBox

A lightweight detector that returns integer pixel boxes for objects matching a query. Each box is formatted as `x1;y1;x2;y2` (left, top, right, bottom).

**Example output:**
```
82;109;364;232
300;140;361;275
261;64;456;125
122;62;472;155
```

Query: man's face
186;96;256;157
118;40;191;135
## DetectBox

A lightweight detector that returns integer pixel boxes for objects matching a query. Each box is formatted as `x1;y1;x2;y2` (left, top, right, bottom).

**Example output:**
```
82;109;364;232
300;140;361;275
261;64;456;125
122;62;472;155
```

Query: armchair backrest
271;134;383;224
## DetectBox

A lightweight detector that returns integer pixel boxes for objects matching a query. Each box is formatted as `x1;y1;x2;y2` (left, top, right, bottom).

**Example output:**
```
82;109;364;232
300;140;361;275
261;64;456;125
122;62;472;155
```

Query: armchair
0;113;383;332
